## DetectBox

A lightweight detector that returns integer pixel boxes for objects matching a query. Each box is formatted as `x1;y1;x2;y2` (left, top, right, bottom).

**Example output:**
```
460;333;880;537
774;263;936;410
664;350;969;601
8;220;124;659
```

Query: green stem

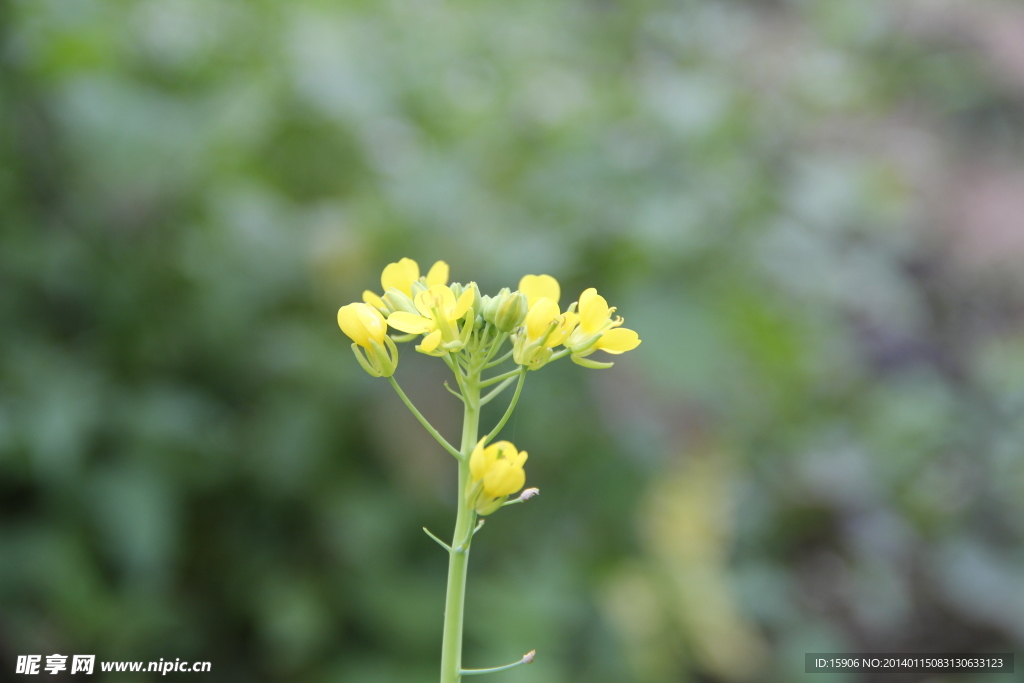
460;651;535;676
479;368;521;388
388;377;463;460
479;377;516;406
440;370;481;683
484;349;514;369
484;367;527;445
482;332;509;365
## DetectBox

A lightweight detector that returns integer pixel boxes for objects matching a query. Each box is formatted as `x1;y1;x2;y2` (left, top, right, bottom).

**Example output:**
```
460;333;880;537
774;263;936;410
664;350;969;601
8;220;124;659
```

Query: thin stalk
460;651;535;676
479;377;516;406
443;353;470;397
484;367;527;445
443;381;465;402
484;349;514;369
479;368;521;388
440;370;481;683
481;331;509;365
388;377;462;460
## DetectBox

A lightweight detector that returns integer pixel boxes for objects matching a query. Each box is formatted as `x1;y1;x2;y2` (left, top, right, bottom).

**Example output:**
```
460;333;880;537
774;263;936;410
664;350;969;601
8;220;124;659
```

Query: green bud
494;291;527;332
382;288;418;315
482;288;511;325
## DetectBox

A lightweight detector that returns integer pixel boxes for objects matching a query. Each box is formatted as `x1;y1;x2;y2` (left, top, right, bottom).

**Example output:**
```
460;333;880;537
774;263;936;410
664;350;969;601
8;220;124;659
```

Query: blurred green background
3;0;1024;681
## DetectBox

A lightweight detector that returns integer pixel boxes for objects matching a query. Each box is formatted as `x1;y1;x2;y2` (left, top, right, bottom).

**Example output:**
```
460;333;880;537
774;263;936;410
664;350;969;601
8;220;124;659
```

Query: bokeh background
3;0;1024;681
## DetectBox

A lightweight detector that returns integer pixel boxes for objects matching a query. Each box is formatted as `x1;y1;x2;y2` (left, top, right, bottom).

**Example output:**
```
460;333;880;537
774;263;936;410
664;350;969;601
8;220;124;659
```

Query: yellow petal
381;258;420;296
519;274;560;308
362;290;385;310
483;459;525;497
415;285;457;318
386;311;434;334
579;288;611;334
419;328;443;353
452;288;474;320
426;261;449;287
547;311;578;348
338;303;386;348
490;441;517;460
469;439;487;481
596;328;641;354
525;298;559;339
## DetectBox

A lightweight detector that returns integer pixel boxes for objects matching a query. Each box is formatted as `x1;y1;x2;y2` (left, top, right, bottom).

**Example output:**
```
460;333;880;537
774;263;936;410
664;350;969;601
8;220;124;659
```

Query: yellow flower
362;257;449;313
338;302;387;348
386;284;475;355
337;302;399;377
591;328;641;354
512;296;578;370
466;439;528;515
518;274;560;308
565;288;641;368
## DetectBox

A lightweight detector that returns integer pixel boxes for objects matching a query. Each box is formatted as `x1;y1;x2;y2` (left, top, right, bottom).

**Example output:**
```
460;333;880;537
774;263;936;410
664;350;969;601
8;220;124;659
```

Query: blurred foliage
3;0;1024;681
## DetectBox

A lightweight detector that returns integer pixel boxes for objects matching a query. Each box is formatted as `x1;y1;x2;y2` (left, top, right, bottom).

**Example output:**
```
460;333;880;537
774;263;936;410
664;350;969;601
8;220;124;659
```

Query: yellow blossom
566;288;641;368
337;302;398;376
362;257;449;313
386;284;475;355
512;296;578;370
466;439;528;515
518;274;560;308
338;302;387;348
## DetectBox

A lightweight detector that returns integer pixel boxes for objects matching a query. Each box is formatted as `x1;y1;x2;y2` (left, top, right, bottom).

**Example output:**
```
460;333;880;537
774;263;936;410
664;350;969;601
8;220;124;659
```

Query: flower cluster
337;257;641;512
338;257;641;377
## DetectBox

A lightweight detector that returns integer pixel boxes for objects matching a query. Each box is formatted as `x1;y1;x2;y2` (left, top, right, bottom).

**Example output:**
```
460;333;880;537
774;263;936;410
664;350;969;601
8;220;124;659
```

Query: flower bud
382;288;418;315
466;439;528;515
338;303;388;349
338;303;399;377
494;291;527;332
482;288;511;325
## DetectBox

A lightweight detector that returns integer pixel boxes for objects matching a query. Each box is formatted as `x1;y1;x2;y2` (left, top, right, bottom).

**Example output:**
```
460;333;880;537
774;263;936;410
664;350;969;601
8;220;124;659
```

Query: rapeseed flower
363;257;449;314
565;288;641;368
337;302;399;376
466;439;528;515
386;284;475;355
518;274;560;308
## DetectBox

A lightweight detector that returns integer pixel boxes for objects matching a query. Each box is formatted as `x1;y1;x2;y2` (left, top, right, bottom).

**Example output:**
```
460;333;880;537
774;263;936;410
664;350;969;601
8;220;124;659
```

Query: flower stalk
336;258;642;681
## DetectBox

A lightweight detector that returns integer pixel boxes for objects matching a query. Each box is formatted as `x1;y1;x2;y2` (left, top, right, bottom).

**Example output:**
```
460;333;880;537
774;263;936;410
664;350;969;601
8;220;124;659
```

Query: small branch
442;352;464;378
484;367;527;445
461;651;536;676
443;353;471;400
443;381;465;402
502;488;539;506
479;368;521;388
423;527;452;553
479;377;516;406
387;377;463;460
482;332;509;365
455;518;484;554
484;349;514;369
